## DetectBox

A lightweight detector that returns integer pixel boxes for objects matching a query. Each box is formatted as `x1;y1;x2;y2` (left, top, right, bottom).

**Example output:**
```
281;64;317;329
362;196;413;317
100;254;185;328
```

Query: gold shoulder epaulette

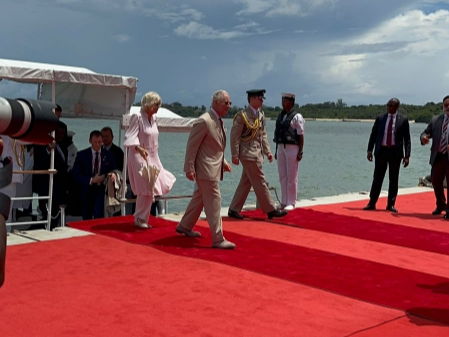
238;110;260;142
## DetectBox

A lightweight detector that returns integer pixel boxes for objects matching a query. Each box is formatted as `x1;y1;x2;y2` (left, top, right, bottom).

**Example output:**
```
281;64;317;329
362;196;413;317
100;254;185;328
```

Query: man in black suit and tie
72;130;117;220
32;121;68;230
420;95;449;218
101;127;124;171
364;98;411;213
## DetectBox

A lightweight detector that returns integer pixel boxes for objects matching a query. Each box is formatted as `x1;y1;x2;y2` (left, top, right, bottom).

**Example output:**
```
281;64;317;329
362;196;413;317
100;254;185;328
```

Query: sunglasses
223;101;232;106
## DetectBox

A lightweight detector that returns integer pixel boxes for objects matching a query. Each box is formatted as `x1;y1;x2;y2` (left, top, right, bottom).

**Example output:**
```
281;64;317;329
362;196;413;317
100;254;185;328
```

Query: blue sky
1;0;449;108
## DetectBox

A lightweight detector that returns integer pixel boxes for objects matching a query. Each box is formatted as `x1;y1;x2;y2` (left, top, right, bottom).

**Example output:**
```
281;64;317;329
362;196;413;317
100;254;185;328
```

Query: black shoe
386;205;398;213
228;209;243;220
363;204;376;211
432;208;444;215
267;209;288;219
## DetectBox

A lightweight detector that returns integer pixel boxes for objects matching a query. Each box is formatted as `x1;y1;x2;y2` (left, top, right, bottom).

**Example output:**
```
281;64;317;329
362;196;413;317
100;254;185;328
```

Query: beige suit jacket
184;111;228;181
230;106;271;162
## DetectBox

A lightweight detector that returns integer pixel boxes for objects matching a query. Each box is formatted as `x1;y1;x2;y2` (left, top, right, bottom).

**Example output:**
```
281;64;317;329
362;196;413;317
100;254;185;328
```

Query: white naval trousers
277;144;300;207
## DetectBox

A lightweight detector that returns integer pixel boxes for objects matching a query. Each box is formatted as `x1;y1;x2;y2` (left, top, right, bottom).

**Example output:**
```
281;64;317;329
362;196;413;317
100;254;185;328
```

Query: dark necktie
441;117;449;154
93;152;99;176
386;115;393;146
219;118;226;143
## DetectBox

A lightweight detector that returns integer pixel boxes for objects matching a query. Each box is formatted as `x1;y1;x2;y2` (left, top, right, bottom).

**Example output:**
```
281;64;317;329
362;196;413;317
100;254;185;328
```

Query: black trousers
431;153;449;210
82;185;105;220
369;147;401;206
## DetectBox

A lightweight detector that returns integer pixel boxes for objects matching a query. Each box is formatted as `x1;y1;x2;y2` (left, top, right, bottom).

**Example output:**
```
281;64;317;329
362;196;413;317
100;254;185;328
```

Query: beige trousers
229;159;275;213
178;178;224;244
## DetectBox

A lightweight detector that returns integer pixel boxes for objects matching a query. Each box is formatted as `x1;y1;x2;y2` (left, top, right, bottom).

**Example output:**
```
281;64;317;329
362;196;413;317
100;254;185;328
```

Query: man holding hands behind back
364;98;411;213
420;95;449;218
176;90;235;249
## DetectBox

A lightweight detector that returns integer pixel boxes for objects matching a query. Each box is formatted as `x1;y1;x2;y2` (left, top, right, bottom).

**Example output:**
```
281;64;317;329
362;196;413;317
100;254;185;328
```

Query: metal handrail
8;168;58;230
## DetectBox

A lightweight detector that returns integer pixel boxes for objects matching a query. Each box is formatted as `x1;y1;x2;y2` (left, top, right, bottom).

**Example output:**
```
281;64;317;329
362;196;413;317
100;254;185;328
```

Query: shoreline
303;118;418;123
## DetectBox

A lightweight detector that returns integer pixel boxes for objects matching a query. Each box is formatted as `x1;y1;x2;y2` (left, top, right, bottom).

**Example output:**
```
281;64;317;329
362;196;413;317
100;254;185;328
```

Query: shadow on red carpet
69;215;449;325
241;208;449;256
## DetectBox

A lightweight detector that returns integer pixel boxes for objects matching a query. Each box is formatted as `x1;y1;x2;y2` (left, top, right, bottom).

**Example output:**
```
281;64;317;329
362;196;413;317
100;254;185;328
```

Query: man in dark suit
420;95;449;218
101;127;124;171
72;130;117;220
364;98;411;212
32;121;68;230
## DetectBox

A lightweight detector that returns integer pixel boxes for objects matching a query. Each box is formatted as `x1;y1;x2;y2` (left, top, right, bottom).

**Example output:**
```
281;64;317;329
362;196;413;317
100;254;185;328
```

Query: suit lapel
380;113;388;135
436;114;445;140
210;111;225;147
394;113;401;133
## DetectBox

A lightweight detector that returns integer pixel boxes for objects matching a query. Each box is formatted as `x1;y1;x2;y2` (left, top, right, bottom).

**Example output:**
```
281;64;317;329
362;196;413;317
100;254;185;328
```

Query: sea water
66;118;431;213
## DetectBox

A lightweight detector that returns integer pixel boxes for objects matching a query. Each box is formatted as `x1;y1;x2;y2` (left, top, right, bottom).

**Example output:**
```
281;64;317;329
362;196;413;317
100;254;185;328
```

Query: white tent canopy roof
130;106;196;132
0;58;194;132
0;58;137;119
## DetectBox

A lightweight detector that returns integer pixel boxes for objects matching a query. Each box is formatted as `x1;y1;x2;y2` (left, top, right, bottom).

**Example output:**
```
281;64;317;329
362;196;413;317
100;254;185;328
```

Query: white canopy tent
0;58;138;119
0;58;196;224
0;58;142;225
129;106;196;132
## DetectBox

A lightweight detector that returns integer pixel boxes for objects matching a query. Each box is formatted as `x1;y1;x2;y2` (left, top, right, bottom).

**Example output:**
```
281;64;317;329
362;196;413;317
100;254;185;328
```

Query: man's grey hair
211;90;228;106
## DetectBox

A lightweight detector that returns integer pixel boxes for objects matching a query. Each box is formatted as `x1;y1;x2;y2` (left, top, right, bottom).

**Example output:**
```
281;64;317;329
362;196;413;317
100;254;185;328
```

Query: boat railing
8;169;58;231
119;186;279;214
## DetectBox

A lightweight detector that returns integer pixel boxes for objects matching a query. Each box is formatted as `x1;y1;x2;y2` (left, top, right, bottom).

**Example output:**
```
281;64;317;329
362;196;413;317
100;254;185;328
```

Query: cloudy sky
1;0;449;108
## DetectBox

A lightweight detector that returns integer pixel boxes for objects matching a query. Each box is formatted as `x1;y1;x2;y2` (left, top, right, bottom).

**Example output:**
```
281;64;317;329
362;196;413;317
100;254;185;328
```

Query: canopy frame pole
46;80;56;231
120;90;130;216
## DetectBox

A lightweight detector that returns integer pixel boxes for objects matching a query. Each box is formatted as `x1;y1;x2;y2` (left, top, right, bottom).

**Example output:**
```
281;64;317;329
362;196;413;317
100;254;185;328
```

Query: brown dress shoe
176;225;201;237
212;239;236;249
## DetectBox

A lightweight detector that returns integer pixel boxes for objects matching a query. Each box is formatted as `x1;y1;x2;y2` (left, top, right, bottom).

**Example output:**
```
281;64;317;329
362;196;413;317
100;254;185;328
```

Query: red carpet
309;191;449;233
241;208;449;255
8;235;443;337
69;216;449;325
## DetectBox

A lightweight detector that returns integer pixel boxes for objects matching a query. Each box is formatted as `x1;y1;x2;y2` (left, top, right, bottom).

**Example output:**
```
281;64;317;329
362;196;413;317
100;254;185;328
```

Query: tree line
136;99;444;123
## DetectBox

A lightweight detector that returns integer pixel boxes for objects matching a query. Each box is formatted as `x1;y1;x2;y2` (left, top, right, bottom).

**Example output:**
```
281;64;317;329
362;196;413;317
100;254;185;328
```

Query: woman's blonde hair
141;91;162;109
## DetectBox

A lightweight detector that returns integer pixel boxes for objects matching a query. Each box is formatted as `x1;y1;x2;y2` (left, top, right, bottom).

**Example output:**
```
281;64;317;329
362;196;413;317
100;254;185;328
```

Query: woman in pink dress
124;92;176;228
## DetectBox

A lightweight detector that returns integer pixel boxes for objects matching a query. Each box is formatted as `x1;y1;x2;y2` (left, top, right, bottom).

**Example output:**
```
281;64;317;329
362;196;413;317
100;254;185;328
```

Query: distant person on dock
364;98;411;213
176;90;235;249
123;91;176;229
227;89;287;220
420;95;449;218
273;92;305;211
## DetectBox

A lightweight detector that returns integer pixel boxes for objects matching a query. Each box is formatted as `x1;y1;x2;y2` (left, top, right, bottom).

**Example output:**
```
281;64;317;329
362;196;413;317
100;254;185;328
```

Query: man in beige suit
228;89;287;220
176;90;235;249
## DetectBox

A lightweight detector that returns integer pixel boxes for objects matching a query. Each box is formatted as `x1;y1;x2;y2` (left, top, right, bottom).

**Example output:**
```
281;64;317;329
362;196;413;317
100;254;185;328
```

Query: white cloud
266;0;302;17
235;0;333;17
235;0;273;16
174;21;274;40
180;8;204;21
113;34;131;43
55;0;81;4
174;22;246;40
316;9;449;101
